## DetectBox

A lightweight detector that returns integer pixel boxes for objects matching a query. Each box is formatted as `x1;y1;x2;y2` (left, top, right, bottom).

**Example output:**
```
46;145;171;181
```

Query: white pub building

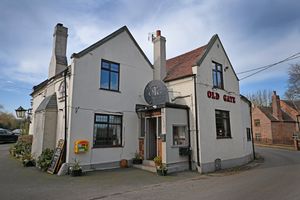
29;23;254;173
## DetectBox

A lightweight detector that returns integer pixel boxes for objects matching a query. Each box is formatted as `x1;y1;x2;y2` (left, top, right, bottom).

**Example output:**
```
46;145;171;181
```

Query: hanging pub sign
144;80;169;105
207;90;235;103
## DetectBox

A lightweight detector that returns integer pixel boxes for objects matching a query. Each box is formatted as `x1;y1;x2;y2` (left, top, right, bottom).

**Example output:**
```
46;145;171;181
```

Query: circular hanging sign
144;80;169;105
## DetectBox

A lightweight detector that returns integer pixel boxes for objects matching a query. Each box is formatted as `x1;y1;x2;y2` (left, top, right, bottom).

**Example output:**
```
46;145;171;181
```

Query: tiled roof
164;45;207;82
281;100;300;111
258;106;295;122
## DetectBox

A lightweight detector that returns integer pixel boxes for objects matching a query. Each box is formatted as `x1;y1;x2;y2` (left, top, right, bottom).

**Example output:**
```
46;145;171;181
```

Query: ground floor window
93;114;122;147
173;125;187;146
215;110;231;138
246;128;251;141
255;133;261;141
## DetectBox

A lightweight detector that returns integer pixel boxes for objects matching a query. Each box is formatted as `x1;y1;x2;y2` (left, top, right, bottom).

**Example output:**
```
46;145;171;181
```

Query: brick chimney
272;91;283;120
48;23;68;78
152;30;166;80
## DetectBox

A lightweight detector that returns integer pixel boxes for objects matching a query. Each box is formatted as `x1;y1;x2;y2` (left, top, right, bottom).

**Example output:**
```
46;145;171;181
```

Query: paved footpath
1;144;300;200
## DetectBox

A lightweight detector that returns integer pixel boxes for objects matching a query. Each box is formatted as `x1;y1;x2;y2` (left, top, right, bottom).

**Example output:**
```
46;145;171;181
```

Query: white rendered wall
67;31;153;165
196;37;245;166
164;107;189;164
240;99;253;157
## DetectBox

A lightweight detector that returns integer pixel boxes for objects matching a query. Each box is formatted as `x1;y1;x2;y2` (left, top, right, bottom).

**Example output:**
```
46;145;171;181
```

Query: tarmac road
1;144;300;200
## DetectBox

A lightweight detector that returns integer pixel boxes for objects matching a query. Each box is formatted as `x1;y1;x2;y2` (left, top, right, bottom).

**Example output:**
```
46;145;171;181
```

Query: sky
0;0;300;114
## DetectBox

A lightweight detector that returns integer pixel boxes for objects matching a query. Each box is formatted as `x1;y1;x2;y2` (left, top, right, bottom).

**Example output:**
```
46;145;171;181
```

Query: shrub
10;140;32;159
37;148;54;171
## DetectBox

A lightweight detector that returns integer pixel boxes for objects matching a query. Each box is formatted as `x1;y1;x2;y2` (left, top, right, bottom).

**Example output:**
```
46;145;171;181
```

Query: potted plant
153;156;168;176
69;159;82;176
132;152;143;164
22;152;35;167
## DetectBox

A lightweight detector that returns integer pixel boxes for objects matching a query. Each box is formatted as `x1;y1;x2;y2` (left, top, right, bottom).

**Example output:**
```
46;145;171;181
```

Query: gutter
63;69;68;162
193;75;200;166
186;107;192;170
250;102;256;159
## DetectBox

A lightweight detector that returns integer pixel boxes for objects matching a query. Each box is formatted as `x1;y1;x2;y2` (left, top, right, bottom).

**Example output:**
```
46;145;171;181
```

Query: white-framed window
173;125;187;146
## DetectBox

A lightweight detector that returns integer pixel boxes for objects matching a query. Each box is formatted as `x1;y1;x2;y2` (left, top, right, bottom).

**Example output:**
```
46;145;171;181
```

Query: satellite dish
144;80;169;105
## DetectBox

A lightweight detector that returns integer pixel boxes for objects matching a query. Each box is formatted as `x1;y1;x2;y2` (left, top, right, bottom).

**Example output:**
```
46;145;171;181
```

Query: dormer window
212;61;223;89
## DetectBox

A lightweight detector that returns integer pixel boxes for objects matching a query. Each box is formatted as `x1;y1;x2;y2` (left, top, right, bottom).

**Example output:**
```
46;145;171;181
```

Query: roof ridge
167;44;207;61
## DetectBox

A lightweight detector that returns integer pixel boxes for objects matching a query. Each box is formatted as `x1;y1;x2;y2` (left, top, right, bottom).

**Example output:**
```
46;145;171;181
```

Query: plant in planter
69;159;82;177
153;156;168;176
37;148;54;171
132;152;143;164
22;152;35;167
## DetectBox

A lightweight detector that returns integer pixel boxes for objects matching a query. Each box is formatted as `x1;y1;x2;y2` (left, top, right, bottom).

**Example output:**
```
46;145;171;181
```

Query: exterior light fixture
15;106;27;119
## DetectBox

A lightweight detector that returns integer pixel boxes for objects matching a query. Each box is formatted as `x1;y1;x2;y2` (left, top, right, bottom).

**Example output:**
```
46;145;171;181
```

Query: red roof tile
164;45;207;82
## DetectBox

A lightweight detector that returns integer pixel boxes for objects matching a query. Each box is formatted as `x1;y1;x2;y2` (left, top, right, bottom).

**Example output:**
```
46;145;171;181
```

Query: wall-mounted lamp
224;66;229;72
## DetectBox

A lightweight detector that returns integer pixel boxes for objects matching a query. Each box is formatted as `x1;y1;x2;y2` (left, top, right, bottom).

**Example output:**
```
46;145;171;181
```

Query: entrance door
146;118;157;160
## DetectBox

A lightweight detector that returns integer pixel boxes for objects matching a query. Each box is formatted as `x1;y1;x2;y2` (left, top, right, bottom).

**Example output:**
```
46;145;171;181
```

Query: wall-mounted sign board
47;139;65;174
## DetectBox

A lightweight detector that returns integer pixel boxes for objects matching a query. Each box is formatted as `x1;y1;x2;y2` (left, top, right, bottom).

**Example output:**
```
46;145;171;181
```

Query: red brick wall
252;106;273;144
271;122;295;145
139;138;144;159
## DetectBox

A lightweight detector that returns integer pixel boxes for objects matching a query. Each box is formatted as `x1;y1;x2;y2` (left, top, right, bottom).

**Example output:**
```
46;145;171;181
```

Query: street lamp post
15;106;31;135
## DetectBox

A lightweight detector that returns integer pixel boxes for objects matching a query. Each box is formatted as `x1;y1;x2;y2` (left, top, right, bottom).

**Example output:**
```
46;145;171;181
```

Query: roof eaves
70;26;153;69
196;34;239;81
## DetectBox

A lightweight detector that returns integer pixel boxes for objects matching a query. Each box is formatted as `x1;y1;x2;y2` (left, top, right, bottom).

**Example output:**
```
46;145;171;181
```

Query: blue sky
0;0;300;113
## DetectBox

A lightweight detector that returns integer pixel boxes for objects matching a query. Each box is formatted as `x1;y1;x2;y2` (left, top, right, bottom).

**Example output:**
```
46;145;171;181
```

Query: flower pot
71;169;82;177
23;160;35;167
132;159;143;165
156;168;168;176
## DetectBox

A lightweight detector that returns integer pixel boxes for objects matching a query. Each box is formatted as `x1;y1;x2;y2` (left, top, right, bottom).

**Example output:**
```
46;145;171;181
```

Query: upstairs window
100;60;120;91
254;119;260;127
215;110;231;138
212;61;223;89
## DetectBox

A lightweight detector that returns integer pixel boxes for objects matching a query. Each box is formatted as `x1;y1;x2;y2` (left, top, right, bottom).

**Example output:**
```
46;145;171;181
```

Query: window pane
217;64;222;71
94;124;108;146
95;115;108;123
217;72;222;88
110;72;119;90
102;61;109;69
215;110;231;138
109;115;121;124
109;125;121;146
111;63;119;72
173;126;186;145
100;70;109;89
213;70;217;87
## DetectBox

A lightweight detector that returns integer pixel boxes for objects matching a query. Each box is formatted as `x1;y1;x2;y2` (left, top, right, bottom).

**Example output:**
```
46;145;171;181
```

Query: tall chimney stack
272;91;283;120
48;23;68;78
153;30;166;80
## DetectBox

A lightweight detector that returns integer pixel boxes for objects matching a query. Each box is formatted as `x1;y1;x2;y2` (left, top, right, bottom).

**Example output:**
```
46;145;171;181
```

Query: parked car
12;129;22;135
0;128;18;143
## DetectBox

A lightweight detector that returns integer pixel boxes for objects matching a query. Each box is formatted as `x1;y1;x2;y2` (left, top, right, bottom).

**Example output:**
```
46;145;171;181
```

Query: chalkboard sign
47;139;65;174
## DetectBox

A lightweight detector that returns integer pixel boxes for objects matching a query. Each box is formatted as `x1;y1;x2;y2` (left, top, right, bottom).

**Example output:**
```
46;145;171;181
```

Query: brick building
252;91;299;145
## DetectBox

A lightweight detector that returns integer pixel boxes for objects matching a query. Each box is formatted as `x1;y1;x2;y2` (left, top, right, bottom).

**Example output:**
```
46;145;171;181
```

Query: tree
285;64;300;100
0;105;20;130
246;89;273;106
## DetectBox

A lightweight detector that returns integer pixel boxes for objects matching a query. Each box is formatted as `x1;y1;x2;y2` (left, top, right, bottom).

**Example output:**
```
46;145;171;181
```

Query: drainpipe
250;102;256;159
63;68;68;162
186;107;192;170
193;75;200;166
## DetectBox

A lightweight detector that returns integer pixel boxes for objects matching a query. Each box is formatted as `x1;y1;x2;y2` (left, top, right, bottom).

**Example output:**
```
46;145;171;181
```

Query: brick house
252;91;298;145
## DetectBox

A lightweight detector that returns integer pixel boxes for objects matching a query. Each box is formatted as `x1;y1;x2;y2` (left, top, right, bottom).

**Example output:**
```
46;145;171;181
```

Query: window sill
99;88;121;93
93;145;123;149
216;136;232;139
212;86;224;91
